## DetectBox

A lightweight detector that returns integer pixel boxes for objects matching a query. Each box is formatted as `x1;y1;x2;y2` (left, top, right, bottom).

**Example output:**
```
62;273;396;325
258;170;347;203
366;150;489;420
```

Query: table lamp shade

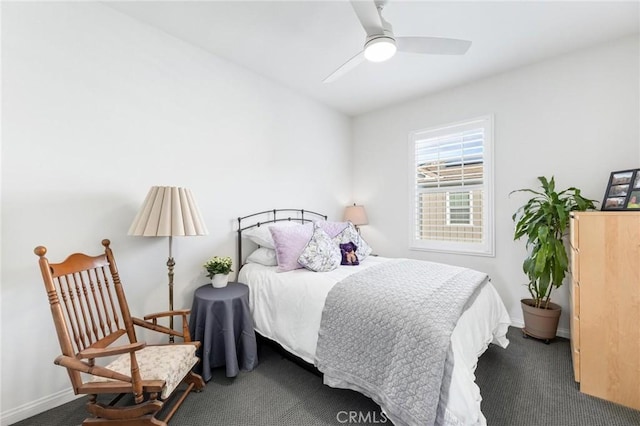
128;186;208;237
343;204;369;226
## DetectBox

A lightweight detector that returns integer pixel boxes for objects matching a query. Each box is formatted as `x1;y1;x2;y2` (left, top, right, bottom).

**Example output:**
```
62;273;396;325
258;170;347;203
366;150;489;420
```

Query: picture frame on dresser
601;169;640;210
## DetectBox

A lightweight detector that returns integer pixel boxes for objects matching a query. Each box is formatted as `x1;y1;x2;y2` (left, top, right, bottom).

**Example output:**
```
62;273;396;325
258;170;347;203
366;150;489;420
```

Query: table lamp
343;203;369;233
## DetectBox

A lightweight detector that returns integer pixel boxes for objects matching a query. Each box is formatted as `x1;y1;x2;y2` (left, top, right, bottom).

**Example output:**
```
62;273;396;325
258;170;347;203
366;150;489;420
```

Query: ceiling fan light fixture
364;36;397;62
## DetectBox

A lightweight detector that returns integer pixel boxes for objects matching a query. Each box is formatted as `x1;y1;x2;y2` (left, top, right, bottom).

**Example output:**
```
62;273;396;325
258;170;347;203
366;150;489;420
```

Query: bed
236;209;511;426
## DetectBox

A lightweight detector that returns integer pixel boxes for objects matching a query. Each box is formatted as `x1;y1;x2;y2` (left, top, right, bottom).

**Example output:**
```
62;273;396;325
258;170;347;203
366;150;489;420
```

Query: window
409;116;494;256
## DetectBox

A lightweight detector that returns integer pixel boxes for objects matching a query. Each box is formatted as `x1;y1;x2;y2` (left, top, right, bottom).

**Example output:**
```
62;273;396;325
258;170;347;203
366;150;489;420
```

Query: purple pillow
269;222;314;272
316;221;349;238
340;242;359;266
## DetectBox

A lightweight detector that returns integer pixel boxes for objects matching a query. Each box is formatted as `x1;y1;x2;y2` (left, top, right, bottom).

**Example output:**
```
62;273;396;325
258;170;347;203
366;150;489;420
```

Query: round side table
189;282;258;381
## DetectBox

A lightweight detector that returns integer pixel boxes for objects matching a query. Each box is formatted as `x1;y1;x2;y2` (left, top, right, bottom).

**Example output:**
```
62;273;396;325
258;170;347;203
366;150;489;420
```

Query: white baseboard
1;387;81;426
510;318;571;339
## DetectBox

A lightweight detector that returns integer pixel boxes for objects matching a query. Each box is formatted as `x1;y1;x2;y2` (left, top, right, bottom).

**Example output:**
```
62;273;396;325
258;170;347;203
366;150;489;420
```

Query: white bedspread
239;256;511;426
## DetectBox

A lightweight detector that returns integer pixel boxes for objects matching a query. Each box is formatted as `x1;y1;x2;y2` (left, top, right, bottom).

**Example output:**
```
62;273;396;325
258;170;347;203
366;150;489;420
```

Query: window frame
408;115;495;257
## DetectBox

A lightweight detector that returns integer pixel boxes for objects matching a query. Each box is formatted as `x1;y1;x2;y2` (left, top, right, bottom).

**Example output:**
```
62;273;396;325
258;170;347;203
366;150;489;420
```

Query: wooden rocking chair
34;239;205;426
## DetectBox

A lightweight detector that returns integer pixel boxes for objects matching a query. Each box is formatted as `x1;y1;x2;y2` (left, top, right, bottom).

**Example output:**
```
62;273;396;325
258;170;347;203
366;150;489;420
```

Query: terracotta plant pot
521;298;562;341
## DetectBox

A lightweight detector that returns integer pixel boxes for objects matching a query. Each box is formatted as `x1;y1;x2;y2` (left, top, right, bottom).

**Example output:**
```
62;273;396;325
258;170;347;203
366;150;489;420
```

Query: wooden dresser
569;211;640;410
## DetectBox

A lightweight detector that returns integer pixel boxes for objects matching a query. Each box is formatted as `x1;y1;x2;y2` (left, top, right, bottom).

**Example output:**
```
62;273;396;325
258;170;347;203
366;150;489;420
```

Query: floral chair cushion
90;344;198;399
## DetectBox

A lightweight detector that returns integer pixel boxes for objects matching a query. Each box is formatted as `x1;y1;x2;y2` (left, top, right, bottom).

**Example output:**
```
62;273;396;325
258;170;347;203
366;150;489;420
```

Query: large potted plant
511;176;596;342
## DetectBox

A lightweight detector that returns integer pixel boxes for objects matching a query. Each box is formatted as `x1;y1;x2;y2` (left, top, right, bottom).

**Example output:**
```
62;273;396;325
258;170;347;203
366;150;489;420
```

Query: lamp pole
167;236;175;343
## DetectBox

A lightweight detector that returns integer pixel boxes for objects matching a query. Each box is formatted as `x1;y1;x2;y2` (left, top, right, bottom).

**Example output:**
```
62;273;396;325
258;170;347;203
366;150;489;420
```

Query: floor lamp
128;186;208;342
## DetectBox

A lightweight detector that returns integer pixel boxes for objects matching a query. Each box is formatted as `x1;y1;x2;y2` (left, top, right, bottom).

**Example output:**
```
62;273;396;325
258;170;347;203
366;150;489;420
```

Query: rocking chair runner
34;239;205;426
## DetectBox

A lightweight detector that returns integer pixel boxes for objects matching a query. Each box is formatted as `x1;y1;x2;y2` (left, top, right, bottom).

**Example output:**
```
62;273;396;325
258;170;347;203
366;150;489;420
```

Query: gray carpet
12;327;640;425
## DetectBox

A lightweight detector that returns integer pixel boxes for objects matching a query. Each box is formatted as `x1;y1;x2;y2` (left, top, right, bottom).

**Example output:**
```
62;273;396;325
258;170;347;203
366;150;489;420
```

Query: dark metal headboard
236;209;327;279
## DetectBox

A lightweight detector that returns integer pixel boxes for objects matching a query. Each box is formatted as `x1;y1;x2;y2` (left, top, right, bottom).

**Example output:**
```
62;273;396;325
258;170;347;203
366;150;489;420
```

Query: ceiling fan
323;0;472;83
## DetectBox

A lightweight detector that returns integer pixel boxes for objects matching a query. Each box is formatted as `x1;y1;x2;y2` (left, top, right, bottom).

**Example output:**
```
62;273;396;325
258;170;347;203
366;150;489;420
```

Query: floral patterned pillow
298;224;341;272
333;222;373;259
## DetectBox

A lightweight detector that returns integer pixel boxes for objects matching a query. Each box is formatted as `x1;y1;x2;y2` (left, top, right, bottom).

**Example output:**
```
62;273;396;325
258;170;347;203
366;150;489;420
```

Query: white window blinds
409;116;494;256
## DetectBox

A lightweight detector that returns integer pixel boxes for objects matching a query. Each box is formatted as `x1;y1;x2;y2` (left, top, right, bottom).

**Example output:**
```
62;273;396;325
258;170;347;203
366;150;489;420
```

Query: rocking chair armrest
78;342;146;359
132;317;176;335
133;310;193;342
143;309;190;320
55;355;135;384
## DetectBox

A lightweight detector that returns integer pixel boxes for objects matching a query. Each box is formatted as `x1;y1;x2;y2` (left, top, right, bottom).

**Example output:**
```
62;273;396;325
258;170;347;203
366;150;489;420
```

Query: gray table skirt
189;282;258;381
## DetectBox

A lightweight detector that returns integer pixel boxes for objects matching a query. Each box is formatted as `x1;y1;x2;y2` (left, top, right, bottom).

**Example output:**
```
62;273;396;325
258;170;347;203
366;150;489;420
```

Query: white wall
0;3;351;423
352;35;640;337
3;2;639;423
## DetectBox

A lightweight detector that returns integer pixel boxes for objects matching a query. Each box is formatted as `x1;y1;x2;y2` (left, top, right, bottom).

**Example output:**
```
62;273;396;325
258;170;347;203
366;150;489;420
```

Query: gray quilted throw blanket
315;259;487;426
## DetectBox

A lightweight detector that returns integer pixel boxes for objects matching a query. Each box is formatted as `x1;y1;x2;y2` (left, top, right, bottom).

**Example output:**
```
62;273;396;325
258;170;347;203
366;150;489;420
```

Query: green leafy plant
511;176;597;309
203;256;233;279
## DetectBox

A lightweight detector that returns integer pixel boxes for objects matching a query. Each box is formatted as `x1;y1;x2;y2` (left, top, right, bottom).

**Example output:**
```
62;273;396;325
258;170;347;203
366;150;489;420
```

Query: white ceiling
106;1;640;116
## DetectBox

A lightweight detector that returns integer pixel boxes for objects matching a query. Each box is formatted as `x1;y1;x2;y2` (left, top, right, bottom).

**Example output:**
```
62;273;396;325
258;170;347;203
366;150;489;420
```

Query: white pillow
246;247;278;267
243;221;300;249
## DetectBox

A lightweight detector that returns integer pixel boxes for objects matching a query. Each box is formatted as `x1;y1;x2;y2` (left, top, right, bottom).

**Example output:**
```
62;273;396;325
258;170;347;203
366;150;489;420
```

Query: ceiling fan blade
350;0;384;35
396;37;472;55
323;50;365;83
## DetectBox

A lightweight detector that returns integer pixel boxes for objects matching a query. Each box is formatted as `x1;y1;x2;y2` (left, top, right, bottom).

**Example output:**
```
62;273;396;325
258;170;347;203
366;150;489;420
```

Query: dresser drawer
572;280;580;316
570;305;580;384
570;247;579;284
572;348;580;382
570;312;580;350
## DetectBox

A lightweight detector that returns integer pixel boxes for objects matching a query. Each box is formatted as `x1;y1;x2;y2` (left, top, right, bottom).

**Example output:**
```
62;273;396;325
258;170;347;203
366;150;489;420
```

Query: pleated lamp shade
128;186;208;237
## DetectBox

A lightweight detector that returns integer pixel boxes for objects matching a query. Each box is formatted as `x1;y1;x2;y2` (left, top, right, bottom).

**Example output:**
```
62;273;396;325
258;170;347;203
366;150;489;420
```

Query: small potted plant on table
511;176;596;342
204;256;233;288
